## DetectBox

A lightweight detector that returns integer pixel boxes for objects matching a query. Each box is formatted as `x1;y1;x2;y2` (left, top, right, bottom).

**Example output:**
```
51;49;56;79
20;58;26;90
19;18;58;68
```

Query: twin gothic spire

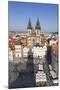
27;18;41;30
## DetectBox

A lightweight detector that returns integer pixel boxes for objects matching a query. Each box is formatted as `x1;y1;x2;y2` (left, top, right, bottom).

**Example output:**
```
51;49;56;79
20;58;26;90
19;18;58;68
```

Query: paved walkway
43;58;53;86
9;56;36;88
9;56;57;88
9;71;36;88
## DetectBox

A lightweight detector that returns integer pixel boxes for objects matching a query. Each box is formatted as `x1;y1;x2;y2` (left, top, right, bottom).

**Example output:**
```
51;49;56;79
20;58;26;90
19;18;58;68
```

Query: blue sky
8;1;58;32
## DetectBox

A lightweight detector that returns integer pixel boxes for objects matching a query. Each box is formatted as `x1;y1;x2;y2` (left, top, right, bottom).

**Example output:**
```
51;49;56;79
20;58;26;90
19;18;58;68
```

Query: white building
8;48;13;61
35;71;47;86
23;47;29;57
32;45;47;58
15;45;22;58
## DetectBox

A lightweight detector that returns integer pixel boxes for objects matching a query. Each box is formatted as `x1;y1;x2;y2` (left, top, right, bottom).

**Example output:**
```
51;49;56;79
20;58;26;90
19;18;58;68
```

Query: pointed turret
27;19;33;36
35;18;41;30
27;19;32;29
35;18;41;37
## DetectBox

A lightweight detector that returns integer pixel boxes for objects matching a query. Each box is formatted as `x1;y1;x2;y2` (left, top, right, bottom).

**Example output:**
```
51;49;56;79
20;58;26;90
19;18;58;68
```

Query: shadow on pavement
9;48;36;89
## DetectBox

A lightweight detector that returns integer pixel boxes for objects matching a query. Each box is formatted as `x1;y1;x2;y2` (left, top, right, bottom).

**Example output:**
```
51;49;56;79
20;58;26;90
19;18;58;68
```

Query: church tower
35;18;41;44
27;19;32;36
35;18;41;36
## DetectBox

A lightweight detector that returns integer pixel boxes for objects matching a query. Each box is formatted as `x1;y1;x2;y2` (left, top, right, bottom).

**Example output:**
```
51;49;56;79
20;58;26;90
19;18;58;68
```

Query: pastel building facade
15;45;22;58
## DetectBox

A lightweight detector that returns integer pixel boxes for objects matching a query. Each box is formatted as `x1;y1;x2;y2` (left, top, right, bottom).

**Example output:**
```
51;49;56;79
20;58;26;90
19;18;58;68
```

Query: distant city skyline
8;1;58;32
